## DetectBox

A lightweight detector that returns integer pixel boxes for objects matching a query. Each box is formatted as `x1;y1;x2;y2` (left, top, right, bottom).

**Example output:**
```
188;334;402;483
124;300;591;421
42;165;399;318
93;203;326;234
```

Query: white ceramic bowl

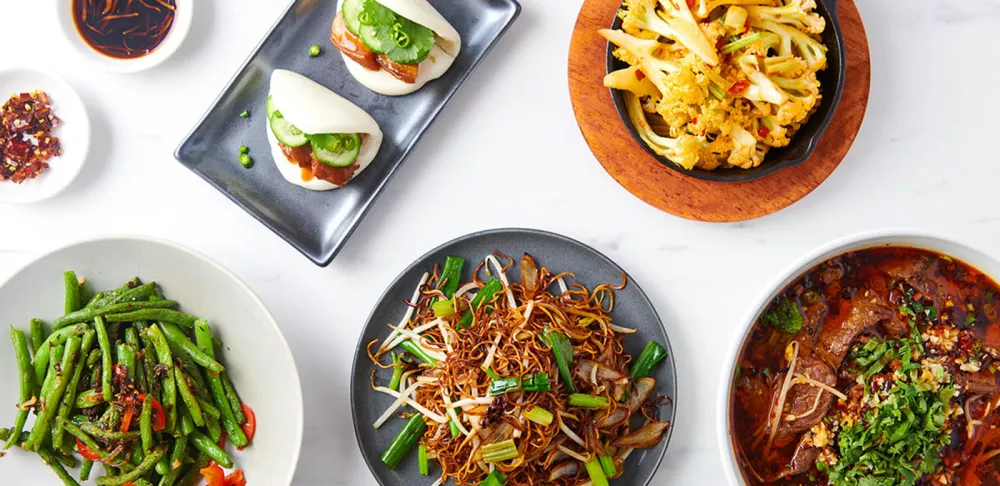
0;236;302;485
0;69;90;204
56;0;193;73
716;229;1000;485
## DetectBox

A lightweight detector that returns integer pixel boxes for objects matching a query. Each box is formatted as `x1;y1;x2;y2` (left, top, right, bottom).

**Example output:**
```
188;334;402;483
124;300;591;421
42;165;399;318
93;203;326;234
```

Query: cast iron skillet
605;0;845;182
351;228;678;485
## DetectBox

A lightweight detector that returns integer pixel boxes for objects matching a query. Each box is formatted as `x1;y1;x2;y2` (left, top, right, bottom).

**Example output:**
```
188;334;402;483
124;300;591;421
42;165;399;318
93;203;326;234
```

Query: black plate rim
603;0;846;183
349;227;678;485
174;0;523;267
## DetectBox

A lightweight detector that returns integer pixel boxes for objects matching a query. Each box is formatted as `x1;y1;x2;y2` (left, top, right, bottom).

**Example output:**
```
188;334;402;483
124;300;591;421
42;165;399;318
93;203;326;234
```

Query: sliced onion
575;359;627;383
614;421;671;448
548;461;581;481
600;377;655;427
521;253;540;296
557;445;589;462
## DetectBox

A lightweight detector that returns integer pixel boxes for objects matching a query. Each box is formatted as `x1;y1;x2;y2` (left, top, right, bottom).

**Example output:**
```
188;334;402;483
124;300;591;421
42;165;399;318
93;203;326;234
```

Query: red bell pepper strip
76;438;101;461
225;469;245;485
238;405;255;450
200;464;226;486
120;405;135;433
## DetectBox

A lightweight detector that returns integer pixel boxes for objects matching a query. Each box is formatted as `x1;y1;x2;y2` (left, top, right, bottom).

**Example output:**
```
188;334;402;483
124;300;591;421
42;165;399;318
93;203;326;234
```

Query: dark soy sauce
73;0;176;59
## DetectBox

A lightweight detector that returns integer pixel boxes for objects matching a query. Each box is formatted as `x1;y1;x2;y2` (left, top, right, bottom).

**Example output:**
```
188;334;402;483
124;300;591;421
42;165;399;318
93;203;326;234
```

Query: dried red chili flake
0;91;62;184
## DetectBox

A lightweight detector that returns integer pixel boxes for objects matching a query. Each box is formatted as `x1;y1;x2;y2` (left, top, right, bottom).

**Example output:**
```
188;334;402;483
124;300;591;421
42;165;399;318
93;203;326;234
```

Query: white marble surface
2;0;1000;484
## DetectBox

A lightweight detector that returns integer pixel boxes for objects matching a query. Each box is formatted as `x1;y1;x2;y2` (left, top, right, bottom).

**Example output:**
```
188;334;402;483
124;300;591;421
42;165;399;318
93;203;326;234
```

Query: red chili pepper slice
686;0;696;7
76;438;101;461
136;394;166;431
758;126;770;138
238;405;256;450
120;406;135;433
728;80;750;94
148;396;166;431
200;464;226;486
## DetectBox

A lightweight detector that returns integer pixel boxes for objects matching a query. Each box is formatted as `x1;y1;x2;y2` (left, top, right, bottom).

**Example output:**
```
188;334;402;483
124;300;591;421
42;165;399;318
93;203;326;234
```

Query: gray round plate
350;228;677;485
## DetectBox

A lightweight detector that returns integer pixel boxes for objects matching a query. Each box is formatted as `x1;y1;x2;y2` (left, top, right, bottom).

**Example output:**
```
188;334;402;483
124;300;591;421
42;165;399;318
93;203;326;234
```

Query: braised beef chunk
879;255;935;296
815;289;892;367
772;356;836;447
769;435;820;481
957;370;1000;394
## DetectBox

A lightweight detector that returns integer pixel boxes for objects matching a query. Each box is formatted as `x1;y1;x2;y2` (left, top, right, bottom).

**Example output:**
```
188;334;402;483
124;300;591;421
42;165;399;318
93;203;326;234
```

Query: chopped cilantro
824;331;952;486
966;314;977;326
762;297;803;334
820;382;952;486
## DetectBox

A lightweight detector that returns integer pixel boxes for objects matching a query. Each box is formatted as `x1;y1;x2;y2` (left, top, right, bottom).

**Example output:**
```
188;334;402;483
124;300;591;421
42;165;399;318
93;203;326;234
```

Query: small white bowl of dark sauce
56;0;192;73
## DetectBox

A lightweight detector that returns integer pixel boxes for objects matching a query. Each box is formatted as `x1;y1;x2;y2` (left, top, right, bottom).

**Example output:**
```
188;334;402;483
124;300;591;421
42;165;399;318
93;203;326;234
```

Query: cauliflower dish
600;0;828;171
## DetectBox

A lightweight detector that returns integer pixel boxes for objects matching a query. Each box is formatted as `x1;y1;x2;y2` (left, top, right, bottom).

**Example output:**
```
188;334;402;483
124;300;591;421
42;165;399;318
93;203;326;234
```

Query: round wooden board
568;0;871;222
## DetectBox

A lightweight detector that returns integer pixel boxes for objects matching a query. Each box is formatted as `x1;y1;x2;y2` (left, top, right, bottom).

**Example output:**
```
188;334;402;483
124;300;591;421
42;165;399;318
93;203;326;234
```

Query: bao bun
267;69;383;191
339;0;462;96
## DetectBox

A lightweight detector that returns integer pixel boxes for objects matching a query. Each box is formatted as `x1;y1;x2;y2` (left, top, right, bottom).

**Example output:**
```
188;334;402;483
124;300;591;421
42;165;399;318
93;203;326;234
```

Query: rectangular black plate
175;0;520;266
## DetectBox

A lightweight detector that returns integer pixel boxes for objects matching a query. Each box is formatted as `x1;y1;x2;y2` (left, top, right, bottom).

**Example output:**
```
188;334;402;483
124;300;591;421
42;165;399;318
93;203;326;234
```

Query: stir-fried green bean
105;309;197;329
5;326;34;450
143;324;177;433
29;318;47;355
174;368;204;427
94;316;113;402
64;271;81;315
52;300;177;330
194;320;247;447
4;274;255;485
27;336;80;451
53;330;95;449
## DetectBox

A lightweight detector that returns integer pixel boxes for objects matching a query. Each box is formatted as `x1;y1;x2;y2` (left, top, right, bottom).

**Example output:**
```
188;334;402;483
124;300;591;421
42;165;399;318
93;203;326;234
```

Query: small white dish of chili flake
0;69;90;204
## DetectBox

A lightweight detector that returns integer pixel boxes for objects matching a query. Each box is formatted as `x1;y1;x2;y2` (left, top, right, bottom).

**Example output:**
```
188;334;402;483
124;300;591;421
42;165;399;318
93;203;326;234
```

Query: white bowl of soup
718;230;1000;485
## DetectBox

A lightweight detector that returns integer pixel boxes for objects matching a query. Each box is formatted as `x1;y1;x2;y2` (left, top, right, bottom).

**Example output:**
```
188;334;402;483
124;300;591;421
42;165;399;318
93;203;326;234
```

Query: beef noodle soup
731;247;1000;485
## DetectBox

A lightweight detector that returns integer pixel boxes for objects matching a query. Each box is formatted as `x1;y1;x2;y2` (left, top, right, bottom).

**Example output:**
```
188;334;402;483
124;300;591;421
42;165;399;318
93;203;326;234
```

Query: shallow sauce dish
56;0;192;73
352;228;677;485
0;237;302;485
718;231;1000;484
606;0;845;182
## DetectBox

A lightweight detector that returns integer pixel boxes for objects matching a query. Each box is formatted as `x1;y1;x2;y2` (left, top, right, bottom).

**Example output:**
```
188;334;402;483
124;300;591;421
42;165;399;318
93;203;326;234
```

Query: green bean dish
1;272;256;486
